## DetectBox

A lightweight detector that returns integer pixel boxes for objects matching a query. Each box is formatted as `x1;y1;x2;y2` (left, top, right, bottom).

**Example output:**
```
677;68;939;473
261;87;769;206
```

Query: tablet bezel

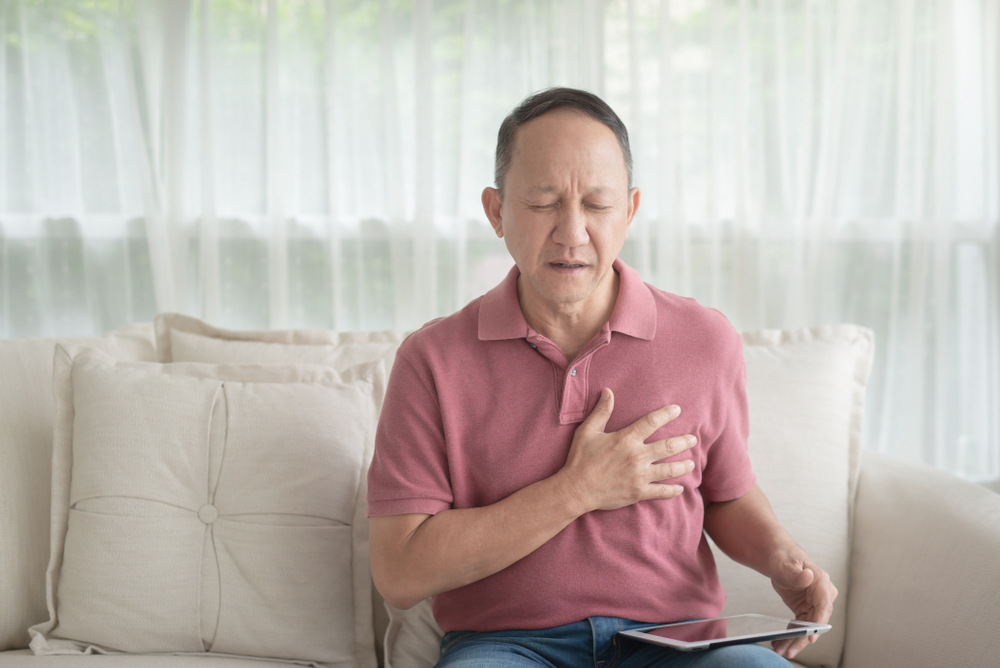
618;614;832;652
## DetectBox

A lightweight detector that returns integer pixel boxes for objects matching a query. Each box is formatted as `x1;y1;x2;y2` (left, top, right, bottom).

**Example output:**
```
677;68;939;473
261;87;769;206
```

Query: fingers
629;403;681;440
777;635;813;660
773;556;814;593
777;559;837;625
644;481;685;500
651;434;698;461
788;565;815;590
648;458;695;482
809;566;839;619
581;388;615;433
771;560;838;660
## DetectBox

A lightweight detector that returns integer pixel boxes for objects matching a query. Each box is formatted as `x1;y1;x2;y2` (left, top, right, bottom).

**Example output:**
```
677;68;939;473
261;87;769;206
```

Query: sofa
1;315;998;668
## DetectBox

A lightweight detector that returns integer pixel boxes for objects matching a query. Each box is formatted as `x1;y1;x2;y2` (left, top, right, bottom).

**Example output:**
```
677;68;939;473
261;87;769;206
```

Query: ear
625;187;641;235
482;187;504;238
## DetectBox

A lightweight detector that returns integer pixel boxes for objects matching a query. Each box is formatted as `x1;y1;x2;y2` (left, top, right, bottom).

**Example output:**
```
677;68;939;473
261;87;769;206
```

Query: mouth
550;262;587;268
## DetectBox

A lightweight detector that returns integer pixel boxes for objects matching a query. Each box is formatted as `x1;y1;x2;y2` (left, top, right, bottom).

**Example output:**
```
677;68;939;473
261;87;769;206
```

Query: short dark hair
494;87;633;195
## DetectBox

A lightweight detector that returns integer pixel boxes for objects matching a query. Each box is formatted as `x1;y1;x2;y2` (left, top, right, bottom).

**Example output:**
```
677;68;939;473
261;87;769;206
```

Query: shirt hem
700;473;757;503
366;498;451;517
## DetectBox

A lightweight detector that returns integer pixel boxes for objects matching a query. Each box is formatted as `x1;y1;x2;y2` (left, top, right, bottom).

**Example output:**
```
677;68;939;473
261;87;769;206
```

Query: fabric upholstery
0;649;297;666
155;313;407;372
0;324;156;651
28;346;383;667
841;450;1000;667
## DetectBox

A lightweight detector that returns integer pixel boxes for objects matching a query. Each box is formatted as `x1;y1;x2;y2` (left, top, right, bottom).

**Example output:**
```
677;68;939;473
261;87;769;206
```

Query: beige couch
2;317;998;668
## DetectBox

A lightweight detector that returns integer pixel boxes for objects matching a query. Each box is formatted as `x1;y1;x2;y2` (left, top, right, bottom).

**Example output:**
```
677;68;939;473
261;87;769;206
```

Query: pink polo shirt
367;258;755;632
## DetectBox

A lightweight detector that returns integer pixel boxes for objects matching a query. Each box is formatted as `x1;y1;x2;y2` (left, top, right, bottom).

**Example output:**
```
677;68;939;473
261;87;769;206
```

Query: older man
367;88;836;668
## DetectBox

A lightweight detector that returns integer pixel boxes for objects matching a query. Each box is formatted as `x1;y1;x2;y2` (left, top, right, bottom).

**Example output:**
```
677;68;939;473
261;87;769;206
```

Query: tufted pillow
28;345;384;668
152;312;411;664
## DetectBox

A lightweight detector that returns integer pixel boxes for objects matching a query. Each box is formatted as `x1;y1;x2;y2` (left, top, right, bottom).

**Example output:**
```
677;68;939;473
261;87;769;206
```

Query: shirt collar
477;257;656;342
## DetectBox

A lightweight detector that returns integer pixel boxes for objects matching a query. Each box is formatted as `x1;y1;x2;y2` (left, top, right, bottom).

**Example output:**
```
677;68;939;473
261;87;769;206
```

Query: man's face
484;109;639;310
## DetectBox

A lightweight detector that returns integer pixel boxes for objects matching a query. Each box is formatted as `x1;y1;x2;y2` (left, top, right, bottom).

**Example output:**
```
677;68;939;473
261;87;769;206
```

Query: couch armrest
841;451;1000;667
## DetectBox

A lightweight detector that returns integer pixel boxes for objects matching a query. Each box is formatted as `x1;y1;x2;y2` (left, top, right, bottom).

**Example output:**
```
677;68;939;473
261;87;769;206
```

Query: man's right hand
556;388;696;514
370;387;695;609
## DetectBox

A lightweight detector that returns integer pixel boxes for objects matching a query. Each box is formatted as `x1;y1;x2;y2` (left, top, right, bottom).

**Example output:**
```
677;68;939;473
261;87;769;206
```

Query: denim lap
435;618;793;668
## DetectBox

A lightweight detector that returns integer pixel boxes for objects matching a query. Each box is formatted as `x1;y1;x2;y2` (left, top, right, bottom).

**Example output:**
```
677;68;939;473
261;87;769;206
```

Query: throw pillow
28;345;384;668
153;312;410;663
155;313;408;374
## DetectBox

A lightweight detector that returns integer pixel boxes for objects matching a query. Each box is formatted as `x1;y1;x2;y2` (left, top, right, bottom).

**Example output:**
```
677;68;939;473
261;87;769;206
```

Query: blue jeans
435;617;793;668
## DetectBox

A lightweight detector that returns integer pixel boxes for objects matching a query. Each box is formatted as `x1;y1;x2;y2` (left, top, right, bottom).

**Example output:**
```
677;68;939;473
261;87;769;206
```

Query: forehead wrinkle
525;184;618;196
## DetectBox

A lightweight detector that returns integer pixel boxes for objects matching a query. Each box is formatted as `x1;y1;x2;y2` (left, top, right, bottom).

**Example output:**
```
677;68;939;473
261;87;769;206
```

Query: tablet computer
618;614;831;652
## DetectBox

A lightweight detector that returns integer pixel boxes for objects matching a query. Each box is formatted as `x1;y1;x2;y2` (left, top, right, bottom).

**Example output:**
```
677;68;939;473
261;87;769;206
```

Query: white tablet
618;614;831;652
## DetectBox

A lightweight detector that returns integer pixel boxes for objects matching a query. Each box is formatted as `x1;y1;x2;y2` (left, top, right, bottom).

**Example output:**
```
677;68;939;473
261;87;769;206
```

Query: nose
551;203;589;249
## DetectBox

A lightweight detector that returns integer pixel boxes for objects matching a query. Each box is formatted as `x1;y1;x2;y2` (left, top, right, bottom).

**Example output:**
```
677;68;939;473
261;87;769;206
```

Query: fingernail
668;405;680;417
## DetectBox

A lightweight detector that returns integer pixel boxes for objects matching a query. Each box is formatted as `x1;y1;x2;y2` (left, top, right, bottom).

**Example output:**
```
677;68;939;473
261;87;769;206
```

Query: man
367;88;836;668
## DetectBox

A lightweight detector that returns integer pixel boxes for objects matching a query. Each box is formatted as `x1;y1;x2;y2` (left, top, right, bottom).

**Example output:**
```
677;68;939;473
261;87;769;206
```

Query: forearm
370;471;584;609
702;483;798;577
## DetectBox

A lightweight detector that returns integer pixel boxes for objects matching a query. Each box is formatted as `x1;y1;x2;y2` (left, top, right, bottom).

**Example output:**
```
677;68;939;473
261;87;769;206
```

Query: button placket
558;332;612;423
559;357;593;423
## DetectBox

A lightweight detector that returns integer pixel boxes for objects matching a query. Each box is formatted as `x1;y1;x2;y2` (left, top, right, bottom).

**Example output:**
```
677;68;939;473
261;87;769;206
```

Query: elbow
369;512;436;610
371;565;425;611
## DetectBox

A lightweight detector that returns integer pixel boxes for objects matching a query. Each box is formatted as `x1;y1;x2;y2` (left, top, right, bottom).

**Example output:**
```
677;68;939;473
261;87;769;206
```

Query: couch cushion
0;648;296;666
842;451;1000;668
0;324;156;652
28;346;383;667
382;325;874;668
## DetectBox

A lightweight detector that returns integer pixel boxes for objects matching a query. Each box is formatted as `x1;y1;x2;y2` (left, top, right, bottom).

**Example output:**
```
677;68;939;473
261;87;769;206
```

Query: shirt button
529;343;537;349
570;368;577;377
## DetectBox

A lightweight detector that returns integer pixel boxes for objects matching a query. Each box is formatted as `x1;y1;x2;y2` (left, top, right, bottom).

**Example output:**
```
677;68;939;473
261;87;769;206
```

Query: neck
517;268;620;363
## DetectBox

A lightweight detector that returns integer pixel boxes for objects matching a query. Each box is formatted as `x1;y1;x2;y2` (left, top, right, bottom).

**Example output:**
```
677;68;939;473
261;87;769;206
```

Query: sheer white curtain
1;0;998;483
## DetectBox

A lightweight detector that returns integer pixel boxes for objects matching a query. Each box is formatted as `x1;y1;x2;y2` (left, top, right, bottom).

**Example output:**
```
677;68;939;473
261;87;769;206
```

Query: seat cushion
0;648;296;666
28;346;383;667
0;324;156;652
382;325;874;668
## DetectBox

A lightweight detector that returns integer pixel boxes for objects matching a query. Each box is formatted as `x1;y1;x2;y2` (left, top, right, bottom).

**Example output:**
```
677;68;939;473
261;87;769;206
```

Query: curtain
1;0;998;484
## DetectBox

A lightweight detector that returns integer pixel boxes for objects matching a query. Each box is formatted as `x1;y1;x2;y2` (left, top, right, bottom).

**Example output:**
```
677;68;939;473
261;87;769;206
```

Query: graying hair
494;87;633;196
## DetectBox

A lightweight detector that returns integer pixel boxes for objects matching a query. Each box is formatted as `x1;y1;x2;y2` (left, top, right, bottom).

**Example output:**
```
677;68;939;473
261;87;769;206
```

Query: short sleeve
366;349;454;517
699;328;756;503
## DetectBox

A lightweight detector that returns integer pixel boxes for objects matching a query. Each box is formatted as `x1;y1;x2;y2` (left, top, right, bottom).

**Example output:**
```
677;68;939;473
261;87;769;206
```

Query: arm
371;472;581;610
370;388;696;610
703;483;838;660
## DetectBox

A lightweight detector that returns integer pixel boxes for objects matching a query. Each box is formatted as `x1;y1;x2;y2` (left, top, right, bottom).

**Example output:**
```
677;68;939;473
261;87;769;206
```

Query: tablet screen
643;616;806;643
